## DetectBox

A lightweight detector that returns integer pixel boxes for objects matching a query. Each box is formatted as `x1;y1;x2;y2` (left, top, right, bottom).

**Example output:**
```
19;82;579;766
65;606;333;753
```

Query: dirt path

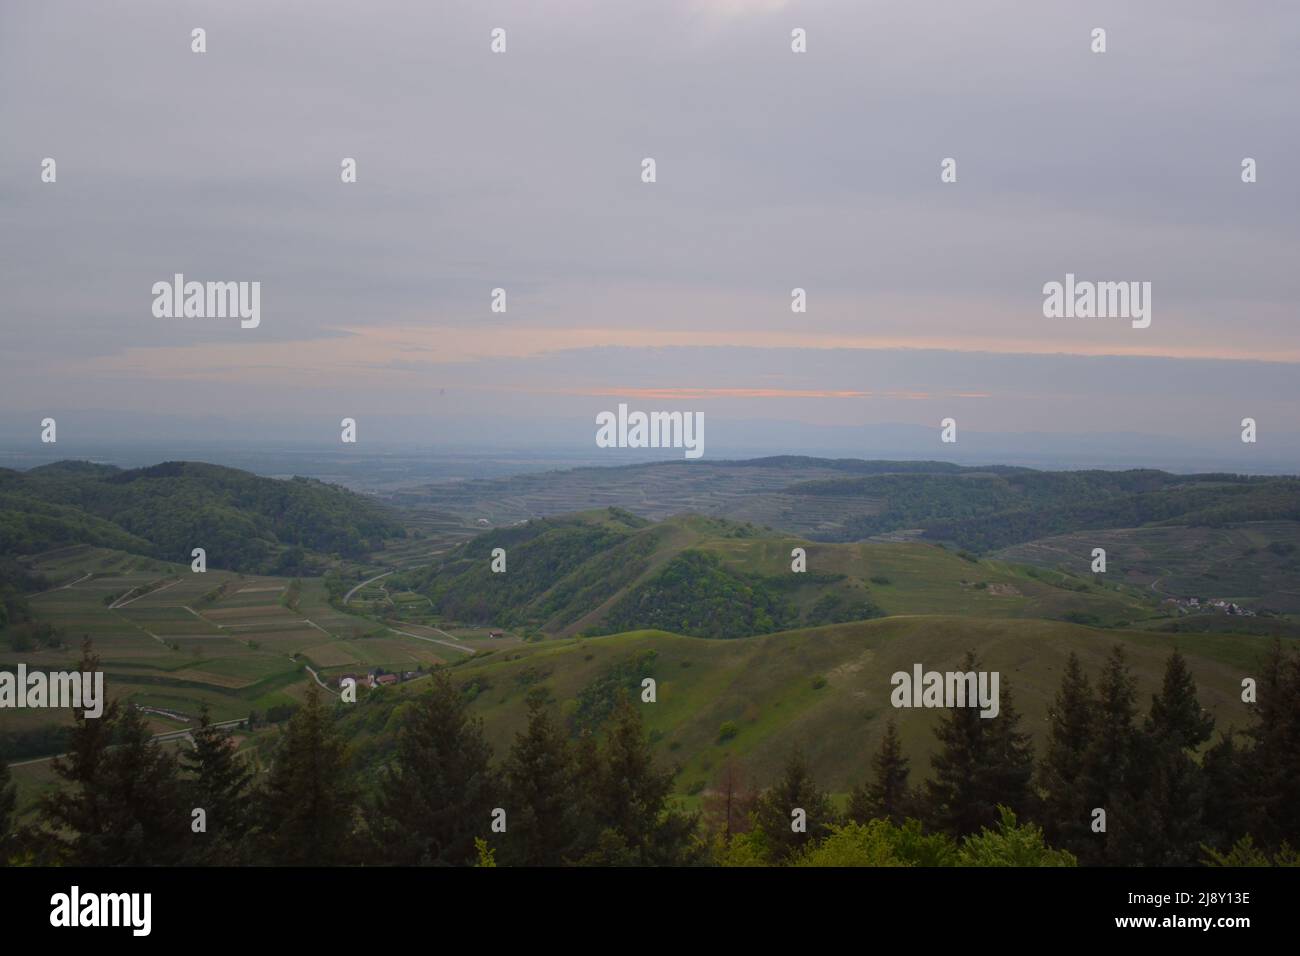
30;571;94;596
110;578;181;610
344;570;393;605
389;626;474;655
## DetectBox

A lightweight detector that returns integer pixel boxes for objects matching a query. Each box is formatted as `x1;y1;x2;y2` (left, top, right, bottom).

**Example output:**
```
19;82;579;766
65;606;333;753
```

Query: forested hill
0;460;403;573
396;508;1160;639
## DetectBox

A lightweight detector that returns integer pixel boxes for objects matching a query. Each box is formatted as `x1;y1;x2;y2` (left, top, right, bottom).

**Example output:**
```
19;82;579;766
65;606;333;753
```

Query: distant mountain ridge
396;457;1300;551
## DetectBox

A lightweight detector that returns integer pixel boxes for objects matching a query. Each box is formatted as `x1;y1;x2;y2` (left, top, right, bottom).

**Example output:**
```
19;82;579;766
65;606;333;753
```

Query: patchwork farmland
2;545;479;753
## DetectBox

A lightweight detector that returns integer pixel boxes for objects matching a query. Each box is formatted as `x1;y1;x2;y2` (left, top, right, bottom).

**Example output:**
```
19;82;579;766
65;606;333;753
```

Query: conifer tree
374;669;493;865
1116;649;1215;865
581;695;697;865
1039;652;1095;852
1118;733;1205;866
100;703;190;864
1147;648;1214;750
570;727;605;855
1202;730;1248;850
985;680;1037;818
925;652;1035;837
1076;644;1138;863
754;747;835;862
260;681;356;865
181;705;254;864
42;684;188;866
848;719;912;825
40;639;120;863
501;690;581;866
1238;640;1300;849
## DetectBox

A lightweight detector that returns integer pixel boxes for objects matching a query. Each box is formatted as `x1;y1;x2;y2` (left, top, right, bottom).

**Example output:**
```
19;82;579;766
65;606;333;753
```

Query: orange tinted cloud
516;386;991;401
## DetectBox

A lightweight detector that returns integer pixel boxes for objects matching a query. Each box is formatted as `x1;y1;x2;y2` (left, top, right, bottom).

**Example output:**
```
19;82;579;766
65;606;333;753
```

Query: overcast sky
2;0;1298;466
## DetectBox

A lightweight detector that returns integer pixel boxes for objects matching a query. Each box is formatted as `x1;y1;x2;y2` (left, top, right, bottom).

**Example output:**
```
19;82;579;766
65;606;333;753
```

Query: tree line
2;638;1297;867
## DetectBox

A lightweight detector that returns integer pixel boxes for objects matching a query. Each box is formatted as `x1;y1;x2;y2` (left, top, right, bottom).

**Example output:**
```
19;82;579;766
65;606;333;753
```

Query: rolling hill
396;509;1164;638
395;458;1300;551
0;460;404;574
342;614;1269;796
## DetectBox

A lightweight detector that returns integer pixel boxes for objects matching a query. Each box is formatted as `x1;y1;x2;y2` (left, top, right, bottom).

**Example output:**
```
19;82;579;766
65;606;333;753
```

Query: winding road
343;570;393;604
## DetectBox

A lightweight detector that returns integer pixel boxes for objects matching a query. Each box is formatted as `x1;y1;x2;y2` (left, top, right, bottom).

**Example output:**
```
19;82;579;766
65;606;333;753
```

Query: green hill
398;509;1162;637
0;460;404;574
346;614;1266;795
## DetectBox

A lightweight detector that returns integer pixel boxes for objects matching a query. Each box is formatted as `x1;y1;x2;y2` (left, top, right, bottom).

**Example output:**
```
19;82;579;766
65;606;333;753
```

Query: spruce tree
260;681;356;865
1239;640;1300;849
501;690;581;866
1147;648;1214;750
925;652;1036;837
181;706;254;864
1202;730;1248;850
1118;648;1214;865
754;747;835;863
581;695;697;865
570;727;605;855
98;703;190;864
848;719;912;824
42;691;188;866
985;680;1037;819
1118;736;1205;866
374;669;493;865
1039;652;1095;853
40;639;120;863
1076;644;1138;863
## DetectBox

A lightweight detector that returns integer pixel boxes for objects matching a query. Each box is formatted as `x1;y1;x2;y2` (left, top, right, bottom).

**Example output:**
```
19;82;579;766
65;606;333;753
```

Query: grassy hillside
396;509;1163;638
0;460;404;573
995;520;1300;613
343;614;1267;797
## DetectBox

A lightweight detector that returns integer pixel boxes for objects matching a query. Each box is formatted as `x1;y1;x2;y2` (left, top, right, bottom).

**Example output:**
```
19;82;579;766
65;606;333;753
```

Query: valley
2;455;1297;841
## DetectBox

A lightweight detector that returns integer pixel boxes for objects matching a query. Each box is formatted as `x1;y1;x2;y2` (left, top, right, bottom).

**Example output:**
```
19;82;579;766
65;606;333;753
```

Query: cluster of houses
1162;597;1257;617
334;668;423;691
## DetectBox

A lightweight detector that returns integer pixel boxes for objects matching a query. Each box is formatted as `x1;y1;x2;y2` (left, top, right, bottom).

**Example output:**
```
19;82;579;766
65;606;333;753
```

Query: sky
2;0;1298;469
